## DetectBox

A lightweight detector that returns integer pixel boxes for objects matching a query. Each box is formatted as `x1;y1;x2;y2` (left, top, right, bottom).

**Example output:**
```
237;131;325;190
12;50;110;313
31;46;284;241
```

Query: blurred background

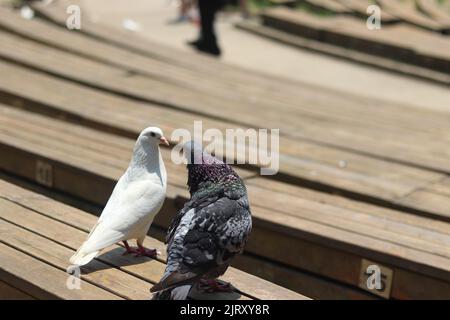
59;0;450;110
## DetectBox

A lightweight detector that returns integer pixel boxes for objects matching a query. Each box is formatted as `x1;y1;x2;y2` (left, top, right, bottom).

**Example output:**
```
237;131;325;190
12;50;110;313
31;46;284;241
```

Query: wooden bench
1;104;449;299
303;0;353;14
0;8;450;223
377;0;450;32
18;4;450;172
416;0;450;28
334;0;399;23
0;1;449;299
0;180;305;300
236;19;450;85
260;7;450;73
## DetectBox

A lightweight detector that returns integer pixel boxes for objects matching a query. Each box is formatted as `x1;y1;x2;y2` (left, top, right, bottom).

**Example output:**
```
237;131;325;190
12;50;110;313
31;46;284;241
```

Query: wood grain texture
0;180;306;300
0;280;36;300
416;0;450;27
2;7;450;176
377;0;449;31
0;49;449;221
262;7;450;71
304;0;353;14
0;243;122;300
0;2;449;300
0;107;449;299
335;0;399;22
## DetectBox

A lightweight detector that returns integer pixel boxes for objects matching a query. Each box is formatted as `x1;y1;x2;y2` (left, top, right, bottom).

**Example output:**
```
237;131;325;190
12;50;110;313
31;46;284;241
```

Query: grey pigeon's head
182;140;240;194
182;141;223;165
139;127;169;146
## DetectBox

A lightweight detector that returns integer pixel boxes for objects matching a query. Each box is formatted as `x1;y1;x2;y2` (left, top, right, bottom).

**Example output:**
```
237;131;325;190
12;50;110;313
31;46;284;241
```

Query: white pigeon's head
139;127;169;147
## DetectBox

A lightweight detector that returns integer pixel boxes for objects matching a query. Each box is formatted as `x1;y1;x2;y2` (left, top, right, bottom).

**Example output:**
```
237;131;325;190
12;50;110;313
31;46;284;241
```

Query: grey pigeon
151;141;252;299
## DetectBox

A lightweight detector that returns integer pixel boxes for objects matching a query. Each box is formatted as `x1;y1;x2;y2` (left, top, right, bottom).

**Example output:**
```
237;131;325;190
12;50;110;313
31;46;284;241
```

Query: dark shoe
196;42;221;56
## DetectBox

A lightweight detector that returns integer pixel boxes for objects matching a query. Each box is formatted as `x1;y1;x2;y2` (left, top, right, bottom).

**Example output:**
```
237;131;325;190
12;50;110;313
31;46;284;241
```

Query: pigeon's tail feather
150;271;199;293
69;249;100;266
70;224;125;266
152;285;192;300
171;285;191;300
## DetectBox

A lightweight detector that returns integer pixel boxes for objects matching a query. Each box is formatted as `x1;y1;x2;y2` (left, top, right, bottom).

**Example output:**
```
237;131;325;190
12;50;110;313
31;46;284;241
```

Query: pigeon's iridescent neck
187;162;239;194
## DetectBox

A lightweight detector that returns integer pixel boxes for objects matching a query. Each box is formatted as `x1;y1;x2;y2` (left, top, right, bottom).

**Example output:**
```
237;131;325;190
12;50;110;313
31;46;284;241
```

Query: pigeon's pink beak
159;136;170;146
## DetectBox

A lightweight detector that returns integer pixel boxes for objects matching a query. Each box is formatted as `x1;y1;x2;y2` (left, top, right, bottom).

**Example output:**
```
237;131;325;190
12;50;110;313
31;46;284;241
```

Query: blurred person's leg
189;0;224;56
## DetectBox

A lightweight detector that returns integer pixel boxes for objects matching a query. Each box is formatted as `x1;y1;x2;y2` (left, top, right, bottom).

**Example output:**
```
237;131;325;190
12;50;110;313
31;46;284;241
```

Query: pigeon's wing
97;175;127;224
151;194;251;292
70;179;164;265
165;190;219;246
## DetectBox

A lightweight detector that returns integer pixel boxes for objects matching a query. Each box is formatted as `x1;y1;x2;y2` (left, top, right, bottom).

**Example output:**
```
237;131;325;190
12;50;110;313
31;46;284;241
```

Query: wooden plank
156;202;450;299
30;0;294;91
416;0;450;27
236;19;450;85
0;218;157;300
0;200;197;299
0;180;307;300
28;0;450;115
246;178;450;251
0;281;36;300
261;7;450;71
5;8;448;178
233;254;378;300
1;108;449;299
304;0;353;14
247;177;450;236
0;6;287;113
377;0;449;32
2;105;450;255
0;15;448;204
399;189;450;221
1;62;449;222
0;103;251;192
2;11;450;174
3;6;450;175
334;0;400;23
0;243;122;300
1;104;449;255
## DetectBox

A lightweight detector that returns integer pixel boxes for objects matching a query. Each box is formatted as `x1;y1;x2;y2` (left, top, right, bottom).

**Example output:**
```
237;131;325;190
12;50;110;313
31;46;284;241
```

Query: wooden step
1;105;449;299
0;173;374;300
3;6;449;178
0;179;305;300
377;0;450;32
334;0;400;23
261;7;450;72
303;0;353;14
30;0;288;89
236;19;450;85
0;54;449;222
416;0;450;28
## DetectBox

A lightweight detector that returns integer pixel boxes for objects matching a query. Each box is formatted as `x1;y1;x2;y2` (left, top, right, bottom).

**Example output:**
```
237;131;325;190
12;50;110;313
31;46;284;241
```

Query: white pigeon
70;127;169;266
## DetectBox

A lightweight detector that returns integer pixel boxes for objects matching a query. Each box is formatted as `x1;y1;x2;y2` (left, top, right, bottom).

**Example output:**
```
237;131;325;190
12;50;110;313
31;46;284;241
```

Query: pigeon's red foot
198;279;234;293
122;241;157;258
136;245;158;258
